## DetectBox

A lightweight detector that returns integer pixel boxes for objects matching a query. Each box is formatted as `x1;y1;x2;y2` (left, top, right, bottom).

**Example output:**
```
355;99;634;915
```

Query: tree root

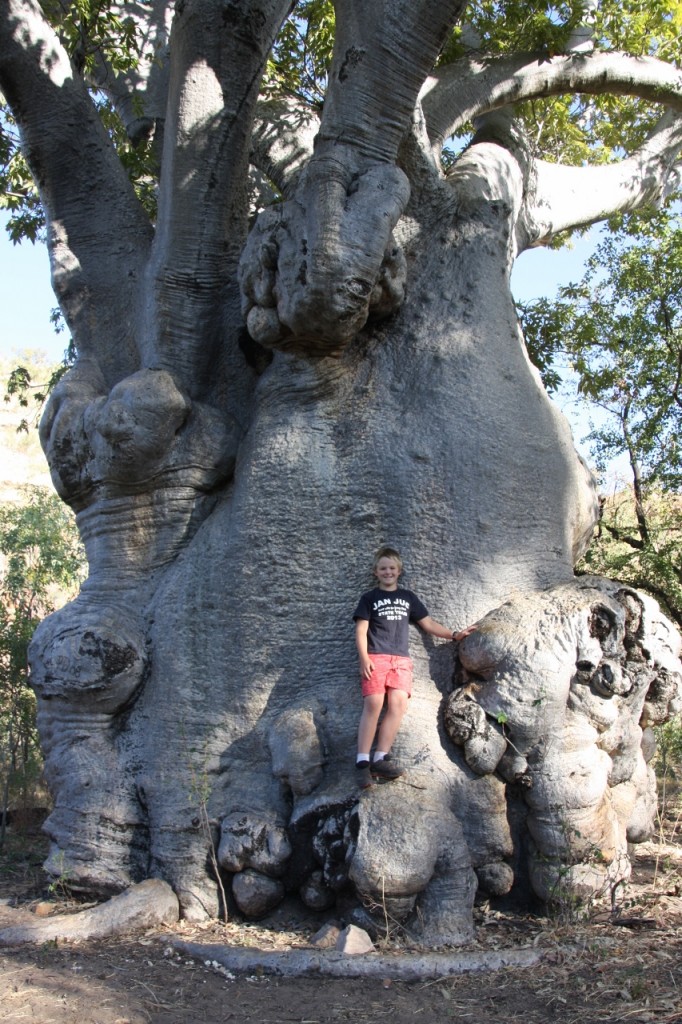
173;939;546;981
0;879;179;946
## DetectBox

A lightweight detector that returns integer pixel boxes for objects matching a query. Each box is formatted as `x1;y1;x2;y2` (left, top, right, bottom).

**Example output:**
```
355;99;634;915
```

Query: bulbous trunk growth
2;0;681;945
29;163;681;938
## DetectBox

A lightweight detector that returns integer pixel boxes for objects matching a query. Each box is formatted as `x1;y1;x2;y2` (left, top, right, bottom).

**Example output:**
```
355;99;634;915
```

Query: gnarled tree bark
1;0;681;943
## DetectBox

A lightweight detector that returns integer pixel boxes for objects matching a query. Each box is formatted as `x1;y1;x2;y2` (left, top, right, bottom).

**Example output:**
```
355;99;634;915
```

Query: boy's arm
355;619;374;679
417;616;478;642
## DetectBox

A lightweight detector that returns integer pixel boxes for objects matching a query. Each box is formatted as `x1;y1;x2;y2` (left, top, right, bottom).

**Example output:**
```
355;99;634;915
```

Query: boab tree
2;0;681;942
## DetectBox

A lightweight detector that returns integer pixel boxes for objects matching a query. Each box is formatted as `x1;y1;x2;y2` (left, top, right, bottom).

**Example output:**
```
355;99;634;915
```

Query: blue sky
0;215;63;361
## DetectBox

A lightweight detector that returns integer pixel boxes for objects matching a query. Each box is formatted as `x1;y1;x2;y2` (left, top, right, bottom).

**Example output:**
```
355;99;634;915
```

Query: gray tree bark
2;0;681;943
0;880;179;946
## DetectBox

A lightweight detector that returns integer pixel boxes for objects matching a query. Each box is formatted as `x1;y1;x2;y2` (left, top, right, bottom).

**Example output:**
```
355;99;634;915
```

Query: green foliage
264;0;335;105
654;715;682;782
0;490;84;603
581;488;682;627
0;111;45;243
525;214;682;486
95;97;160;221
447;1;581;58
0;489;85;844
520;212;682;624
40;0;141;78
4;363;72;434
516;298;565;393
3;347;75;435
595;0;682;61
654;714;682;825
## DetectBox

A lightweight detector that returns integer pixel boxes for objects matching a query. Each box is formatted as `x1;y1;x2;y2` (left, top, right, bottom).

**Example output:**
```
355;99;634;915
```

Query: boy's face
374;557;401;590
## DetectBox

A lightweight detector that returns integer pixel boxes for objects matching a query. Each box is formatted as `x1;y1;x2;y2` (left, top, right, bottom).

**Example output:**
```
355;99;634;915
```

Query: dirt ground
1;811;682;1024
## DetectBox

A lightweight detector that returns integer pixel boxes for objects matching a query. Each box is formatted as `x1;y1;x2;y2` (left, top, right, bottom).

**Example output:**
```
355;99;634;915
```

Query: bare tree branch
0;0;153;384
519;112;682;247
601;522;644;550
321;0;467;164
88;0;174;145
144;0;293;389
239;1;469;357
250;97;320;197
422;50;682;152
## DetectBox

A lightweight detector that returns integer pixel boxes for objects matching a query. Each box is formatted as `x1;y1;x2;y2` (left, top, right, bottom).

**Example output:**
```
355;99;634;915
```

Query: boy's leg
370;688;408;780
356;693;384;788
357;693;385;756
374;687;408;756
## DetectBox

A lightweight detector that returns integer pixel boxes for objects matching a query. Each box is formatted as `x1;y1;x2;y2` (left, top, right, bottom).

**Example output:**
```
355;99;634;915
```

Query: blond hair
372;546;403;572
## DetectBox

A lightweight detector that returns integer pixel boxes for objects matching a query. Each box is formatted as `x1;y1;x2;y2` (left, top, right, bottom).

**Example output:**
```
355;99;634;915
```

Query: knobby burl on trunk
1;0;681;942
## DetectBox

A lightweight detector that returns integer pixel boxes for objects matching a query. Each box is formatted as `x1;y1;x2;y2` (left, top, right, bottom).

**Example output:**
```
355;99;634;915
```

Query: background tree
520;215;682;626
1;0;682;941
0;488;84;848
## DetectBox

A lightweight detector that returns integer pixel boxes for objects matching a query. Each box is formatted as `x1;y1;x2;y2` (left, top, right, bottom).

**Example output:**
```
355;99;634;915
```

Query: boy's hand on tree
453;624;478;641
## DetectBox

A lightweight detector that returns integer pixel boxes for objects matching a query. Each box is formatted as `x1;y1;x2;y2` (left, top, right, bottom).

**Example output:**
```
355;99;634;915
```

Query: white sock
373;750;388;762
357;753;370;764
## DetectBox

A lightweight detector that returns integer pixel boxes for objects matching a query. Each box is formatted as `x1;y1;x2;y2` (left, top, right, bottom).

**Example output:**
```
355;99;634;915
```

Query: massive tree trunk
2;0;682;942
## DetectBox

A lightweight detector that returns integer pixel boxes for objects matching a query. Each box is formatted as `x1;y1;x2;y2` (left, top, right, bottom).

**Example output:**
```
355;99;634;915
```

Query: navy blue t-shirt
353;587;429;656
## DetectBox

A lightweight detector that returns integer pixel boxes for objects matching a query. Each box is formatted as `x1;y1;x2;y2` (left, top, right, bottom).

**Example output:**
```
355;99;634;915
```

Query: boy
353;545;475;788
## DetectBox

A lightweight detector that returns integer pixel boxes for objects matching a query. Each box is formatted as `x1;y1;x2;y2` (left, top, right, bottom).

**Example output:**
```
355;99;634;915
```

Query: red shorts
361;654;413;698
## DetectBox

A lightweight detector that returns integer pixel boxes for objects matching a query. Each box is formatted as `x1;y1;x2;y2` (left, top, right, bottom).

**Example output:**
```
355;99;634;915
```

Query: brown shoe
371;757;404;780
356;761;373;788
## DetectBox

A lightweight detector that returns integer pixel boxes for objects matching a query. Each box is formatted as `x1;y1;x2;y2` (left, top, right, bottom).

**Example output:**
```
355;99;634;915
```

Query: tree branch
145;0;293;390
661;316;682;411
519;112;682;248
621;400;651;546
601;523;644;550
239;0;468;356
88;0;174;145
250;97;319;198
422;50;682;152
320;0;467;163
0;0;153;385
